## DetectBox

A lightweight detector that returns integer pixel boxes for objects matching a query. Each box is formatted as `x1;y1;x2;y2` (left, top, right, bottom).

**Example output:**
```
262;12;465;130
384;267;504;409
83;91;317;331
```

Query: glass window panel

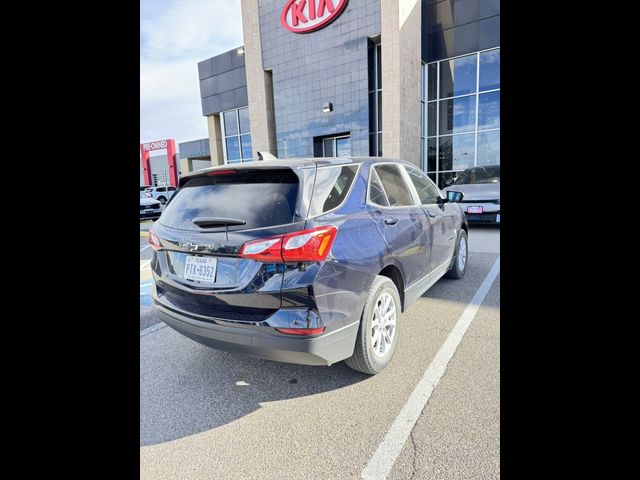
369;91;376;132
427;102;437;136
427;63;437;101
428;172;436;183
225;136;241;161
336;137;351;157
377;132;382;156
406;167;439;204
374;164;414;206
439;171;462;189
439;54;477;98
323;138;335;157
478;91;500;130
238;107;250;134
240;134;252;160
477;131;500;166
376;44;382;88
439;96;476;135
377;90;382;130
369;169;389;207
427;138;437;172
479;49;500;91
223;110;238;137
369;133;376;156
439;134;475;171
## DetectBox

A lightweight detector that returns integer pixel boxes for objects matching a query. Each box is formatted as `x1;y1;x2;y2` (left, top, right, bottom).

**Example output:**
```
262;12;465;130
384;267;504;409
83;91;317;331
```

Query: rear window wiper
192;217;246;228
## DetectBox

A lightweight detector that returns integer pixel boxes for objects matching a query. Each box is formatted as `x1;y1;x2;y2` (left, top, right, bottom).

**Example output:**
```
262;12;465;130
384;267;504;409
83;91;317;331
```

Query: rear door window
308;165;358;217
159;169;299;231
373;164;415;207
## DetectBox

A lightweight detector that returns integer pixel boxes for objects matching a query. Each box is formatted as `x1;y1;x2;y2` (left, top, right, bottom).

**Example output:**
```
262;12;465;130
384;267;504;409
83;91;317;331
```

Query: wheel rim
458;236;467;271
371;292;397;358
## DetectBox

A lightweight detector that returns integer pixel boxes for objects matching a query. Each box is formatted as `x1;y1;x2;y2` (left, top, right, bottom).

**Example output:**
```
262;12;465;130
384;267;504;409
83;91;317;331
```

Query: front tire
157;196;167;204
445;229;468;279
345;276;401;375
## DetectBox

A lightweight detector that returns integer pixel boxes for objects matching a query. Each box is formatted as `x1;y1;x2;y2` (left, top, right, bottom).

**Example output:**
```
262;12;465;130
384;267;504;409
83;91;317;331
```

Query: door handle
384;217;398;225
424;210;437;218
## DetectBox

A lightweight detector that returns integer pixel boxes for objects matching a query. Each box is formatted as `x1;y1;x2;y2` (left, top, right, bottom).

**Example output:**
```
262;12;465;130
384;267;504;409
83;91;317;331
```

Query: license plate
467;206;483;214
183;256;217;283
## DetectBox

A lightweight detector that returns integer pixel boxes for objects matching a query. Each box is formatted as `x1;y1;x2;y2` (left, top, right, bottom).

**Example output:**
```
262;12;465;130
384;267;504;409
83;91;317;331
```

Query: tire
445;229;468;279
157;196;167;204
345;275;401;375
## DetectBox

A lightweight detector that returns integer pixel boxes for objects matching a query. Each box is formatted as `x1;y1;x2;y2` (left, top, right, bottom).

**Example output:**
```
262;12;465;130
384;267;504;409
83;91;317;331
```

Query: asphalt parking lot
140;223;500;479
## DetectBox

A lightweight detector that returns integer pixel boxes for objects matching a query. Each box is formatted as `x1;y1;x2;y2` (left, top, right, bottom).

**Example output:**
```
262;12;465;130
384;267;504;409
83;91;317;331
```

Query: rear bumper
152;301;359;366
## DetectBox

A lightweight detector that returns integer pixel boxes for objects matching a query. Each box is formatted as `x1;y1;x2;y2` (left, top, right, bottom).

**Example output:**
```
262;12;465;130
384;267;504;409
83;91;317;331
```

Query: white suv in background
144;186;176;204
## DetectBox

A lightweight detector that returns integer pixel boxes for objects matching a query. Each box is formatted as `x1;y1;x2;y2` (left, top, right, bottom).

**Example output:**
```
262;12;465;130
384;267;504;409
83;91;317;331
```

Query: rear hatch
150;165;315;322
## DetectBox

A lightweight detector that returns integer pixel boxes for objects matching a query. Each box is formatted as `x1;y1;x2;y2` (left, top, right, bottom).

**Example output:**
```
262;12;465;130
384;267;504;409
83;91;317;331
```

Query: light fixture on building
237;47;245;55
322;102;333;113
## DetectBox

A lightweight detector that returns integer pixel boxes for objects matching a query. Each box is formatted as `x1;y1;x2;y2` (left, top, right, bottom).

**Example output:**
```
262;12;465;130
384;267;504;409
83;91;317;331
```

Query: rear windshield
159;169;299;231
454;165;500;185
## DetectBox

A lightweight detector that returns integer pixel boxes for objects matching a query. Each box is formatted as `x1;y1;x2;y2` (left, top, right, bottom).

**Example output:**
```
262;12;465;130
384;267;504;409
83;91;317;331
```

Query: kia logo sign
142;140;168;152
281;0;348;33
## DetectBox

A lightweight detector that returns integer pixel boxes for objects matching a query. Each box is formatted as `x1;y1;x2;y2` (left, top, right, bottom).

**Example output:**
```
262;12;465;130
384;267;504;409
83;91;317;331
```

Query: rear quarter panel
304;166;402;333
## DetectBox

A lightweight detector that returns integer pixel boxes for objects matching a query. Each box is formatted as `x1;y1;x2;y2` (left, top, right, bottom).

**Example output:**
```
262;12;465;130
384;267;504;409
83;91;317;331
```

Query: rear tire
445;229;468;279
345;276;401;375
157;196;167;204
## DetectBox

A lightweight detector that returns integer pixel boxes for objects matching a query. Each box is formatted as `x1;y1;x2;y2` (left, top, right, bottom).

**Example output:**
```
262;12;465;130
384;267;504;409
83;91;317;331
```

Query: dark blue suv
149;157;468;374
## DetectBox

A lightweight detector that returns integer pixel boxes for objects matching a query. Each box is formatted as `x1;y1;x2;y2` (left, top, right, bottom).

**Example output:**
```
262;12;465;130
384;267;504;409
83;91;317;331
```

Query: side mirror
446;190;464;203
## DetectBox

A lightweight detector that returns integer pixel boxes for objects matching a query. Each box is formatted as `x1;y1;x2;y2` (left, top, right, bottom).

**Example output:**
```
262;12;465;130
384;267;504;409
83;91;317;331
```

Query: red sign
142;140;168;152
281;0;348;33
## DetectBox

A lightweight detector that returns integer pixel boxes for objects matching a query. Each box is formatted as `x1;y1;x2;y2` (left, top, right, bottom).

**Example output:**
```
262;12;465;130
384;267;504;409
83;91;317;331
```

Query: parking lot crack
409;428;418;480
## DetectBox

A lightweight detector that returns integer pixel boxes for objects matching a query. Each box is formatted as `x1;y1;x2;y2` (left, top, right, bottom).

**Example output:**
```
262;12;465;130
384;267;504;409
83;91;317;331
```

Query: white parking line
361;256;500;480
140;260;151;271
140;322;166;337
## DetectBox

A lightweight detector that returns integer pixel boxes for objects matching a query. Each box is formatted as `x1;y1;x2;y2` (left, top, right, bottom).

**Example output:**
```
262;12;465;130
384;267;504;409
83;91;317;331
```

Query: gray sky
140;0;244;148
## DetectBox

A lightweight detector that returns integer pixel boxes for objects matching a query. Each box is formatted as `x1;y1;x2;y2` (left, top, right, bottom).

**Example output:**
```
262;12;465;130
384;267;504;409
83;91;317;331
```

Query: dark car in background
148;158;468;374
443;165;500;224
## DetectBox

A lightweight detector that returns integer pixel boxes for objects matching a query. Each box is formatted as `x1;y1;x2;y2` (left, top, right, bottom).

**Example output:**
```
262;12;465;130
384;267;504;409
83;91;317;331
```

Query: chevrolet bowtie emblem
180;242;201;251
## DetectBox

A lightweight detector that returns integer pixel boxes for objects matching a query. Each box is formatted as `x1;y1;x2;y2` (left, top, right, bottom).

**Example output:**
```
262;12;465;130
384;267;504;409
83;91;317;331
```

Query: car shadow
140;331;369;446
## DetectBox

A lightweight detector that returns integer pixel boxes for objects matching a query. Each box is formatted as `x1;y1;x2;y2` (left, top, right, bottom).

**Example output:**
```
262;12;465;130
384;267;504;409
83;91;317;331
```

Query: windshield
159;169;300;231
454;165;500;185
140;192;150;199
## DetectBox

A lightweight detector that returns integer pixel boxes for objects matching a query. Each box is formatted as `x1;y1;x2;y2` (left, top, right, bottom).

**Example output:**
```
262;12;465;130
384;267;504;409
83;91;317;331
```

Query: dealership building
194;0;499;188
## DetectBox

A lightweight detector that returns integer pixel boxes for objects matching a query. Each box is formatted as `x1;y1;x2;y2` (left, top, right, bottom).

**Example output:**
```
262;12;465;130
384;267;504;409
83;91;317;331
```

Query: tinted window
168;187;176;191
406;167;440;204
454;166;500;185
374;165;414;207
439;54;477;98
308;165;358;217
159;170;299;231
369;169;389;207
479;49;500;91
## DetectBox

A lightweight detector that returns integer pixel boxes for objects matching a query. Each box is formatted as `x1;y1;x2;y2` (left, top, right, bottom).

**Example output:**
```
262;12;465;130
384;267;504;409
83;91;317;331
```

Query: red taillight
282;226;337;262
276;327;325;335
238;226;338;263
148;228;161;250
207;169;237;175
